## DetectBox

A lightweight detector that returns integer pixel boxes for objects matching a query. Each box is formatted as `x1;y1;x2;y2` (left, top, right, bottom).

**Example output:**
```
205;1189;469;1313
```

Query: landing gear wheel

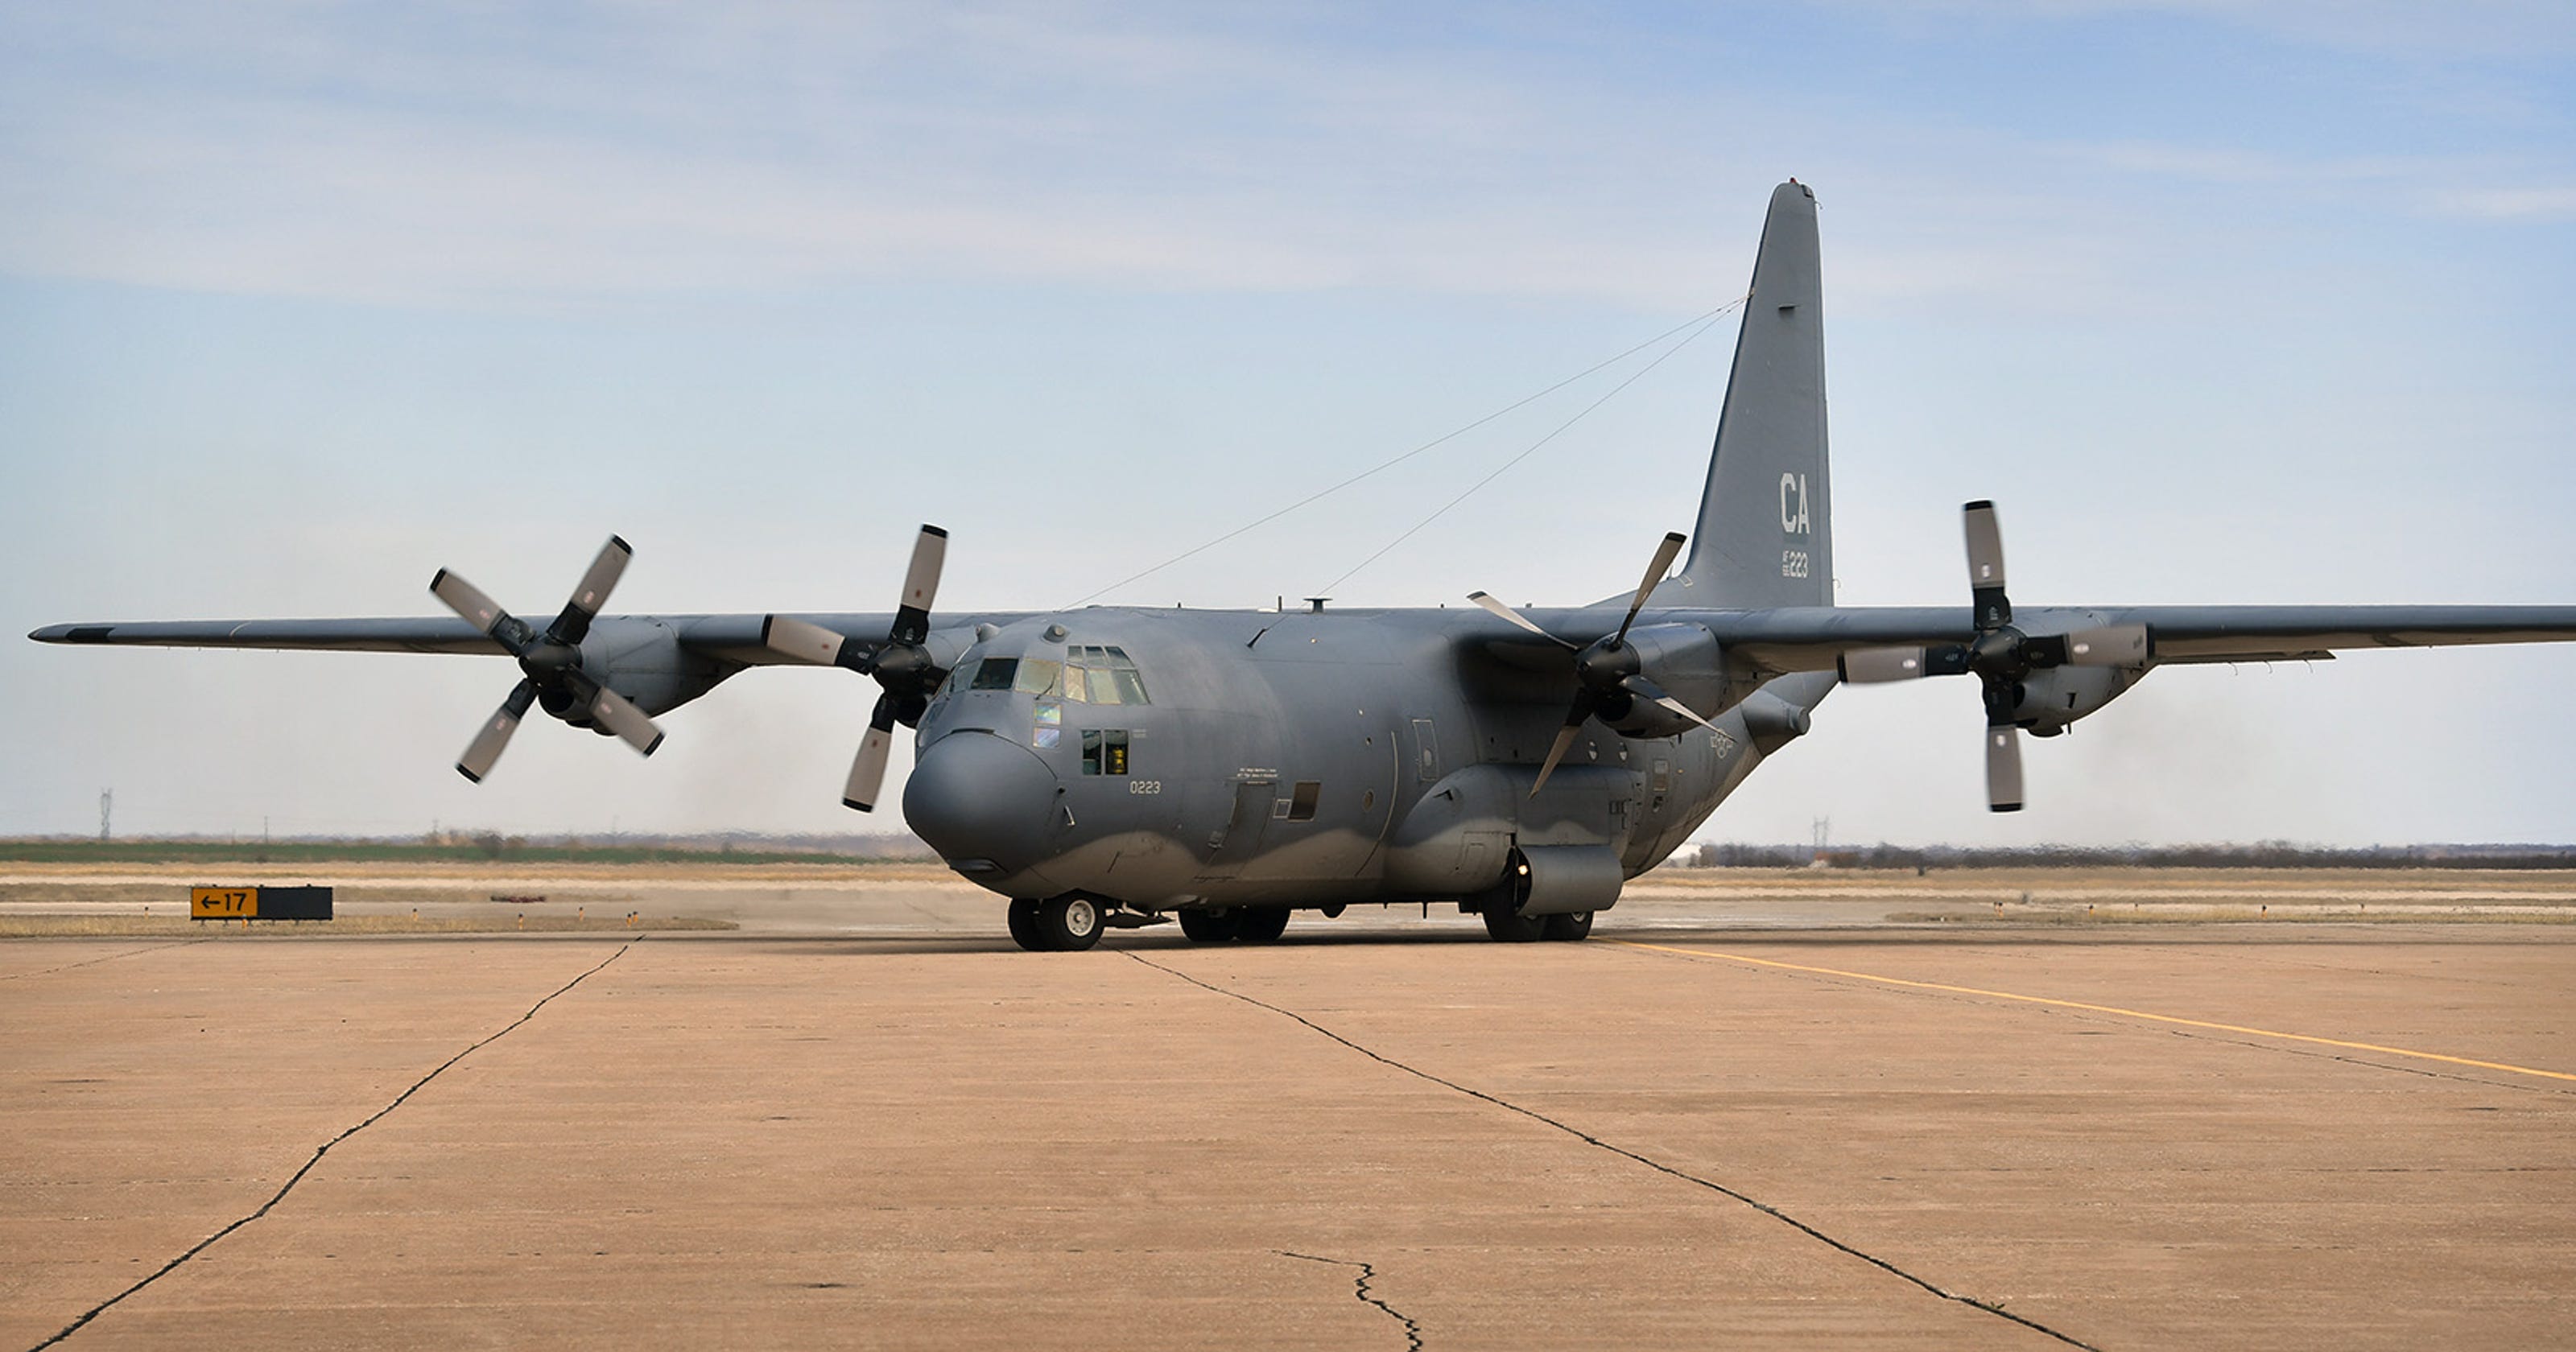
1233;907;1290;943
1179;909;1238;942
1006;899;1046;951
1541;910;1594;942
1483;905;1547;943
1033;894;1104;951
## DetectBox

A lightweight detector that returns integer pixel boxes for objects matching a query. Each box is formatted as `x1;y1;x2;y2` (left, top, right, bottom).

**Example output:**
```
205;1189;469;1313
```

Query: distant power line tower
1810;815;1830;866
99;789;113;843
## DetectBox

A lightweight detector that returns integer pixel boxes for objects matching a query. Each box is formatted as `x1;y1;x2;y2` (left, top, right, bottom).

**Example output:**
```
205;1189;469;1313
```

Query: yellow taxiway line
1608;938;2576;1084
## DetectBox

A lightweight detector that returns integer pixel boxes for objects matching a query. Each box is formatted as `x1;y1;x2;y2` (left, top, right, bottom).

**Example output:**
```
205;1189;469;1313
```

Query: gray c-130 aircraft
34;181;2576;951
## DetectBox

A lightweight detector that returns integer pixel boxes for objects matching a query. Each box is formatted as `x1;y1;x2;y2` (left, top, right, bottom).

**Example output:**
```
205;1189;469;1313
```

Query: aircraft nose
904;731;1060;875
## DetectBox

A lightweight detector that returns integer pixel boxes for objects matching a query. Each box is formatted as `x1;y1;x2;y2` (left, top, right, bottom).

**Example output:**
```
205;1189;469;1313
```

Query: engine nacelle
561;618;732;729
1596;622;1726;739
2011;663;2142;737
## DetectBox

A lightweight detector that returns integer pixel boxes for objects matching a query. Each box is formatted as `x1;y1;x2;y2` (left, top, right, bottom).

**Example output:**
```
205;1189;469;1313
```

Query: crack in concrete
0;939;210;982
28;941;636;1350
1278;1251;1423;1350
1128;952;2099;1351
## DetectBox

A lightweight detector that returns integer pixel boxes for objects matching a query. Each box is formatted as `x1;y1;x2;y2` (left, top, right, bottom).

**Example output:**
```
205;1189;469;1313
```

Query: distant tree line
1683;841;2576;870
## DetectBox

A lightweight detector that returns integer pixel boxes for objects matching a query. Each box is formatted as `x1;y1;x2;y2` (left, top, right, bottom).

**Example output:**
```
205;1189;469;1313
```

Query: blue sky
3;2;2571;845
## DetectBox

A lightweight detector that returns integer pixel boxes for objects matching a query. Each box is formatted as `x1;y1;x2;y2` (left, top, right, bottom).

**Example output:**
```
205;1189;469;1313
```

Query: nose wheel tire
1024;894;1102;951
1542;910;1594;942
1006;899;1046;951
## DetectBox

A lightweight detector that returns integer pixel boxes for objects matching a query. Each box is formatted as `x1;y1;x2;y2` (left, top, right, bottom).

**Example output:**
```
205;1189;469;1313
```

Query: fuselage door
1197;777;1276;878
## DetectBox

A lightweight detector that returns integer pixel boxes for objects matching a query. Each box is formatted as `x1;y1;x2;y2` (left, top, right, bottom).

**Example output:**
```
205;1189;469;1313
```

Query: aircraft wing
24;612;1034;666
27;617;508;655
1699;604;2576;675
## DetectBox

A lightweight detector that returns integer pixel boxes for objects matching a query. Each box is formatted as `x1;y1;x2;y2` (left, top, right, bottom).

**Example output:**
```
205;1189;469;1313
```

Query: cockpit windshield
946;646;1149;705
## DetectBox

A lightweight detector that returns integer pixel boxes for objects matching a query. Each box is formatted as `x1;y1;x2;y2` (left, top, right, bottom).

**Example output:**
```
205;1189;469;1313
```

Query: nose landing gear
1006;895;1104;952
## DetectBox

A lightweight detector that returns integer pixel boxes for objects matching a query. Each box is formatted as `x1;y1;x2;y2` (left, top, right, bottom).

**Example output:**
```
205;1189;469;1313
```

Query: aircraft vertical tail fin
1669;180;1832;608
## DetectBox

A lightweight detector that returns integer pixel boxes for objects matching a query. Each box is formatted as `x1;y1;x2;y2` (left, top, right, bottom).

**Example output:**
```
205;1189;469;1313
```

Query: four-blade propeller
1470;530;1718;797
431;536;665;783
1837;501;2148;811
760;524;950;812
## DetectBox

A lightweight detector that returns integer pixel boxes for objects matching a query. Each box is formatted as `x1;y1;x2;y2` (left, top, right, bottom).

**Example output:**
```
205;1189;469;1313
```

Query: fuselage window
1080;728;1133;776
970;658;1018;691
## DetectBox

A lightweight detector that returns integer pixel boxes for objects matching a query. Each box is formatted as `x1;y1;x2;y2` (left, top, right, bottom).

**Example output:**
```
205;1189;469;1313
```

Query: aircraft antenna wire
1312;302;1738;597
1065;295;1748;608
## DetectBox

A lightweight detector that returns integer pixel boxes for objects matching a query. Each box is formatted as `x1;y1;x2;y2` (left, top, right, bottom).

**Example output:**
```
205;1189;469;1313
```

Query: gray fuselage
902;604;1823;913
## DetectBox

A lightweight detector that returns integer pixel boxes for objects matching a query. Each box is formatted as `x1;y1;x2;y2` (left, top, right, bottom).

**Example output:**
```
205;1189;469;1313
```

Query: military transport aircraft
33;181;2576;951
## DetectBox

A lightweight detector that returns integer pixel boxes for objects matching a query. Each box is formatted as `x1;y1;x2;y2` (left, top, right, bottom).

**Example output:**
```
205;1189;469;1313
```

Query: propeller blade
890;525;948;646
1647;692;1719;732
585;684;665;757
1466;592;1579;648
2062;624;2149;666
431;570;511;640
547;535;632;647
1612;673;1717;731
762;616;852;667
1528;695;1595;798
1985;724;2025;813
1838;646;1930;683
1963;500;2010;631
1615;531;1690;645
456;681;538;783
843;699;899;811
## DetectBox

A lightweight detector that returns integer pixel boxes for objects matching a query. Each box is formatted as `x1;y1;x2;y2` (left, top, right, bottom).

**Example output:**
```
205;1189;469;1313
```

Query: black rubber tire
1177;909;1237;942
1006;899;1047;951
1541;910;1594;942
1232;907;1290;943
1483;905;1547;942
1034;894;1104;951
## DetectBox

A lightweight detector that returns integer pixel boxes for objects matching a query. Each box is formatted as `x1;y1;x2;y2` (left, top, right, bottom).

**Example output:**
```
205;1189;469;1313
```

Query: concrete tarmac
4;882;2572;1350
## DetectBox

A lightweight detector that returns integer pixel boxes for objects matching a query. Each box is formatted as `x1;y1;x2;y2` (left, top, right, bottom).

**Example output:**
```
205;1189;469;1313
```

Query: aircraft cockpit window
1011;658;1063;697
943;657;979;692
1063;645;1150;705
969;658;1018;691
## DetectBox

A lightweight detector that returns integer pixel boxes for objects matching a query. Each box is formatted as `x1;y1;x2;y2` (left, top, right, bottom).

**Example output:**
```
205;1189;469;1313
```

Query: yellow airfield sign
188;886;332;921
190;887;256;917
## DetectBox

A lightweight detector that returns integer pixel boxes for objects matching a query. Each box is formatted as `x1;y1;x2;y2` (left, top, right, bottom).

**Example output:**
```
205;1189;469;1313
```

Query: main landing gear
1482;907;1594;943
1007;896;1104;952
1177;906;1290;944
